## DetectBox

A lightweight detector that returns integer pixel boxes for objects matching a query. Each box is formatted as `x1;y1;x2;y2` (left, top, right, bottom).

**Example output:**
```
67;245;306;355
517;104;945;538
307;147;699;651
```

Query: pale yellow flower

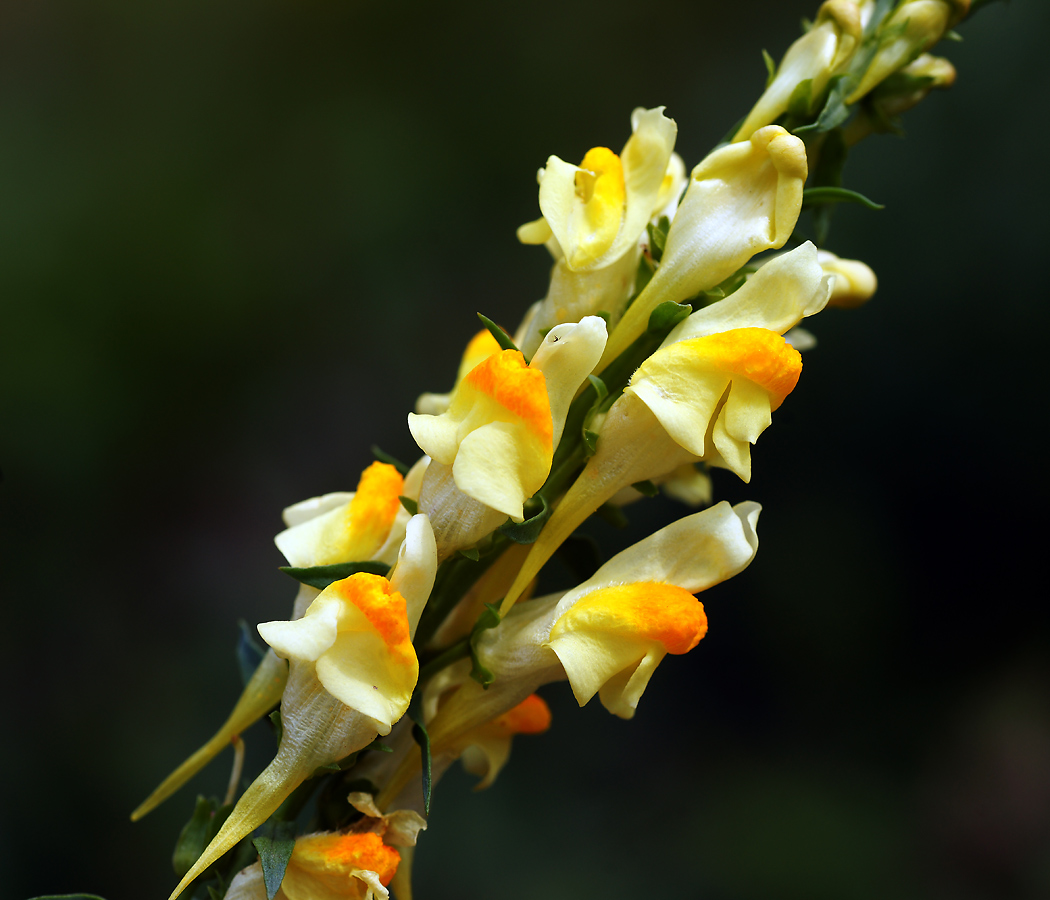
598;125;808;369
733;0;863;141
847;0;969;103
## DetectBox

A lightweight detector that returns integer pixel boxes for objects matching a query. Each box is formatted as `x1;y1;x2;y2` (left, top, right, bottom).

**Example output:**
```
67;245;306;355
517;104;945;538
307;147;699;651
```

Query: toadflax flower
132;461;411;823
166;515;437;900
376;502;760;808
733;0;863;142
225;792;425;900
502;242;829;612
409;316;607;559
515;107;682;355
598;125;809;369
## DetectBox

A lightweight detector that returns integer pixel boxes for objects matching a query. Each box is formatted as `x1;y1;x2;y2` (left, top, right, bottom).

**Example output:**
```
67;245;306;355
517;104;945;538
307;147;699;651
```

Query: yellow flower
167;519;437;900
225;832;402;900
733;0;863;141
501;243;828;612
846;0;969;104
817;249;878;307
428;502;759;742
276;461;408;569
415;328;502;416
517;107;677;271
409;317;606;557
598;125;808;369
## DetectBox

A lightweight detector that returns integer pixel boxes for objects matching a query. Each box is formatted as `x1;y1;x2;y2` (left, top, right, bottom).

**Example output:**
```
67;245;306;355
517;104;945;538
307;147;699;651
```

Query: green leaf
794;73;851;135
498;494;551;544
370;445;409;475
373;742;394;753
634;253;655;295
645;216;670;261
458;546;480;561
173;795;218;877
269;709;283;746
785;77;814;118
253;821;297;900
631;480;659;497
477;313;520;354
469;602;502;688
646;301;691;335
761;48;777;87
279;560;390;591
399;496;418;515
802;186;884;210
583;429;600;455
408;704;432;815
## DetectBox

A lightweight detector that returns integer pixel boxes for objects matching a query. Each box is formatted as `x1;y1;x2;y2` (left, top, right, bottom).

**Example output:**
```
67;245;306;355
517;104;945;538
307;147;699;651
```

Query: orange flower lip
463;349;553;448
552;581;708;656
675;327;802;410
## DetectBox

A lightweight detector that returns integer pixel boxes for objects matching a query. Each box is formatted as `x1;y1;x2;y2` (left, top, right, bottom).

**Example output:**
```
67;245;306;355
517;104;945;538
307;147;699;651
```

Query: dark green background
3;2;1048;898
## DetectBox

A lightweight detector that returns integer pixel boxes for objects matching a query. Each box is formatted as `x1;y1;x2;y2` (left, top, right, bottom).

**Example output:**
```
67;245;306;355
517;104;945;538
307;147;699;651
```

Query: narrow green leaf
794;74;851;135
279;560;390;591
583;429;600;455
269;709;283;746
458;546;480;561
399;496;419;515
943;29;963;41
646;301;691;335
477;313;520;354
253;821;297;900
631;480;659;497
173;795;217;877
786;77;814;118
373;742;394;753
408;705;432;815
498;494;551;544
586;373;609;403
370;445;409;475
236;619;266;687
802;186;884;210
469;602;503;688
634;253;655;295
761;48;776;87
645;216;670;260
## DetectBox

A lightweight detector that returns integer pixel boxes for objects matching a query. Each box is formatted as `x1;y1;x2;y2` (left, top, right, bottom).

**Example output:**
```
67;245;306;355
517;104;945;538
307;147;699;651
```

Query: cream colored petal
372;505;413;568
665;242;829;344
416;460;508;561
599;126;808;369
276;501;350;567
723;377;774;444
224;862;267;900
388;514;437;637
516;216;553;245
259;595;343;663
784;326;817;351
528;315;608;448
282;491;355;528
817;249;877;308
407;412;460;467
710;410;753;482
547;630;654;708
459;735;512;790
596;645;666;718
315;625;413;733
452;421;546;521
557;501;760;610
626;360;729;458
402;455;430;500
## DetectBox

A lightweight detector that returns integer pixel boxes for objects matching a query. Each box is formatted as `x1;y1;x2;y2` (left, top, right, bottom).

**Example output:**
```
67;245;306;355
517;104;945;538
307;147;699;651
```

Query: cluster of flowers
135;2;976;898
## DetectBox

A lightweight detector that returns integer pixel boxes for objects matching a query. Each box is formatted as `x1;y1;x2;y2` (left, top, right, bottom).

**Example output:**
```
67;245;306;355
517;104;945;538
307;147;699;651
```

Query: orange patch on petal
681;328;802;410
457;329;503;381
343;462;404;559
556;582;707;655
492;694;552;736
332;573;413;664
292;831;401;886
463;349;553;448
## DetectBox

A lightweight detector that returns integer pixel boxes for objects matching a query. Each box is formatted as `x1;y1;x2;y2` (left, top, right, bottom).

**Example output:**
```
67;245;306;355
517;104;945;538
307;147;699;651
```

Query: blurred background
3;1;1048;898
